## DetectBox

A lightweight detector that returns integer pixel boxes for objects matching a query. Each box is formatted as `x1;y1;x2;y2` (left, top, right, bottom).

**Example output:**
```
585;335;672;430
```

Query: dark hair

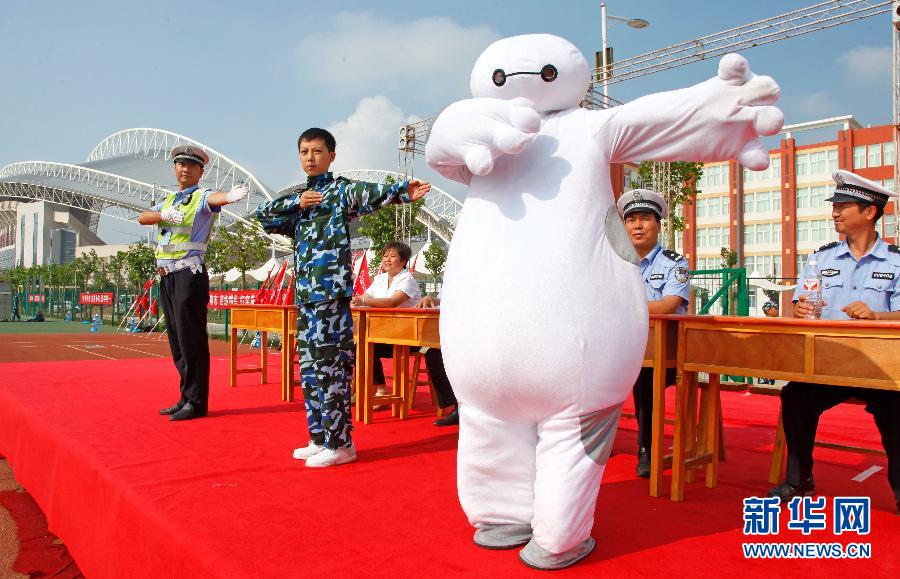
855;202;884;223
298;128;336;153
382;241;412;266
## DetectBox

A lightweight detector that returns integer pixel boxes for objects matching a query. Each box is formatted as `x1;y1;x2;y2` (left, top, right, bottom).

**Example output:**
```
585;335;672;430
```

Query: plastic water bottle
800;259;823;320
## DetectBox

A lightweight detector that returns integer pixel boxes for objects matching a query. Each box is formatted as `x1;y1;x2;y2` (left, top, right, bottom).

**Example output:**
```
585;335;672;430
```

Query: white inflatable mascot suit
425;34;782;570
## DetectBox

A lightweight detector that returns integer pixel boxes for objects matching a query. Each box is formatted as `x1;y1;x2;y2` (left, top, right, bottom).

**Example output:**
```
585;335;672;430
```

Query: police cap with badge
826;169;895;208
617;188;669;220
171;145;209;166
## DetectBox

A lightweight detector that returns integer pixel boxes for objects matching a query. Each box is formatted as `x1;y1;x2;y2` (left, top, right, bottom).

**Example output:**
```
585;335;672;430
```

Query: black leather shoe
159;402;184;416
636;447;651;478
434;406;459;427
768;477;815;505
170;402;203;422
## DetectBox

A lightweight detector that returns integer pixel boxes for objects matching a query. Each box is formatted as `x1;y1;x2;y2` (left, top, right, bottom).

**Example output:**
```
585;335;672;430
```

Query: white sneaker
305;444;357;468
292;441;325;460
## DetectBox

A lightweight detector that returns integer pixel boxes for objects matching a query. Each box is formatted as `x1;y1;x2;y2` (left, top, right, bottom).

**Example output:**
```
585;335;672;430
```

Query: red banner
27;294;46;303
208;290;258;309
79;292;113;305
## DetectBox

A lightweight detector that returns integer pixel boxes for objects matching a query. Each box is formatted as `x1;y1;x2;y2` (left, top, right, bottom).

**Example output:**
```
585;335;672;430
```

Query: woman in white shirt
351;242;422;396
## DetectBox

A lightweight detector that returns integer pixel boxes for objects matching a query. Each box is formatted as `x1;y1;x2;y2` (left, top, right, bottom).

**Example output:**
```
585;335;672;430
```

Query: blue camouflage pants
297;297;355;449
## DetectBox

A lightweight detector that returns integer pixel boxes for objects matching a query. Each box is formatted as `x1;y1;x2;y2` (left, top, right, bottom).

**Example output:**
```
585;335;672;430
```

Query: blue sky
0;1;893;242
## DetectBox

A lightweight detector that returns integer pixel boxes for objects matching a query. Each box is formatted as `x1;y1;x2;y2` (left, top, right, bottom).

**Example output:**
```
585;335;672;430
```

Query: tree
635;161;704;250
72;249;101;292
205;221;269;289
107;251;129;318
124;243;157;292
423;242;447;279
719;247;738;269
358;198;426;272
355;174;427;272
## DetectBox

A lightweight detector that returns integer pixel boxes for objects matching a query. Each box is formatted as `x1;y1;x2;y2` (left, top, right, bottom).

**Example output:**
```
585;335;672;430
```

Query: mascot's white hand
225;185;249;203
700;54;783;170
161;207;185;225
426;97;541;176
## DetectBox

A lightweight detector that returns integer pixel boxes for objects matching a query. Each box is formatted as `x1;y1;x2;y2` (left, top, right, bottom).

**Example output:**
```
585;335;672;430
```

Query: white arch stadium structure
0;128;462;266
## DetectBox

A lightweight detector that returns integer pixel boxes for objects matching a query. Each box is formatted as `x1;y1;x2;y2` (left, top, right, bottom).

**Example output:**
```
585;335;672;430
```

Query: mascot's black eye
492;69;506;87
540;64;558;82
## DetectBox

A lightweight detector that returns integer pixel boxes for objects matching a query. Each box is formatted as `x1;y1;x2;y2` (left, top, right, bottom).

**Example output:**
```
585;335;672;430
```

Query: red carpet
0;352;897;577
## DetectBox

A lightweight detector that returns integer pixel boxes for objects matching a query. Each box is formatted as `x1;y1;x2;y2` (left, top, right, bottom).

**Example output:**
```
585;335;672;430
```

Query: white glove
161;207;185;225
425;97;541;179
225;185;250;203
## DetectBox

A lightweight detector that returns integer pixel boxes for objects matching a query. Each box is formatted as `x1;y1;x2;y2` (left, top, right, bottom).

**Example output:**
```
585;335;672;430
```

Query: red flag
268;262;288;304
353;253;371;297
279;273;294;304
150;299;158;316
255;268;273;303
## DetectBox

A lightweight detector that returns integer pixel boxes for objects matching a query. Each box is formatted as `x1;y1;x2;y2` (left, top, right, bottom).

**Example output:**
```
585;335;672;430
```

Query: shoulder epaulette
661;249;684;262
889;244;900;254
816;241;840;253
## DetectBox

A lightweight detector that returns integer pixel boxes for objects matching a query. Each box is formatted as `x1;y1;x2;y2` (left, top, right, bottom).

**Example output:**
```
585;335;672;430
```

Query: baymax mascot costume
425;34;782;570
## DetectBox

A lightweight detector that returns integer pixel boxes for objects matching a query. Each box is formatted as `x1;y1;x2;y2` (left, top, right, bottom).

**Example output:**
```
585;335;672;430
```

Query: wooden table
671;315;900;502
355;307;440;424
228;304;296;401
645;314;681;498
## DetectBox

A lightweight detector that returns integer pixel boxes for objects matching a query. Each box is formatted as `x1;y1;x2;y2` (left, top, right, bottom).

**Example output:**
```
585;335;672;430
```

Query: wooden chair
749;383;887;484
406;350;443;417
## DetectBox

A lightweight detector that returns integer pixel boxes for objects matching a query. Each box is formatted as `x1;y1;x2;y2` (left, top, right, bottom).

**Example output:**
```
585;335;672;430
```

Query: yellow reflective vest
155;188;216;260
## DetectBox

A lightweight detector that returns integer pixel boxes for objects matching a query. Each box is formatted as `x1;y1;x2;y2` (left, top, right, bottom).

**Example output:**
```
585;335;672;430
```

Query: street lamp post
600;1;650;100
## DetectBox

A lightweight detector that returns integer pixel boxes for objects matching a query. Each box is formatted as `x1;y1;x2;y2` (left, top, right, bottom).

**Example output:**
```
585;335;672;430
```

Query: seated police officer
769;170;900;513
138;145;249;421
617;189;690;477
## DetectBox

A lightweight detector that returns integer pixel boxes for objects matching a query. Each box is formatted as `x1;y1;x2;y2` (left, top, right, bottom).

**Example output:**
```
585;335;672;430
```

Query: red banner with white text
79;293;113;305
208;290;258;309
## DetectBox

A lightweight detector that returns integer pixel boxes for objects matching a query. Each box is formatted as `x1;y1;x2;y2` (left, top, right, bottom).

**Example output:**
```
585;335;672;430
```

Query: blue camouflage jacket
255;172;411;304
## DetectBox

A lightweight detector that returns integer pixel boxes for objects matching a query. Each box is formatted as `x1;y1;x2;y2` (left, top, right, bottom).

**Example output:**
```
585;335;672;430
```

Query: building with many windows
616;117;896;283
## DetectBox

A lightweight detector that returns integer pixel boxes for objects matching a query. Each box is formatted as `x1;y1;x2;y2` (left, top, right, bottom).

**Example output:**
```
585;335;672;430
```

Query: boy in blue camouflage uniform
255;128;430;467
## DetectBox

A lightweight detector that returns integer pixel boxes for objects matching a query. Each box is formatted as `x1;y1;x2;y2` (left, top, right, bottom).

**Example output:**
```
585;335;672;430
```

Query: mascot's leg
458;403;537;549
520;404;622;570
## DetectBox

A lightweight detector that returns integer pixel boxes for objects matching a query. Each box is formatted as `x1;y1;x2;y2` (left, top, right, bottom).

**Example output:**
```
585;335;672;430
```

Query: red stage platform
0;348;897;577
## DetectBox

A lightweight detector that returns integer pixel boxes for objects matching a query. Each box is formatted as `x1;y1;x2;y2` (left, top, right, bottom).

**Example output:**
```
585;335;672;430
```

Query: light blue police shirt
151;185;221;266
792;237;900;320
640;244;691;314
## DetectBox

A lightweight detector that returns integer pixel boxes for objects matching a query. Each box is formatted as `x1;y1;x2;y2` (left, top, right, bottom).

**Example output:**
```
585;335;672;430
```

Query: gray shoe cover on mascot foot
519;537;596;570
473;523;534;549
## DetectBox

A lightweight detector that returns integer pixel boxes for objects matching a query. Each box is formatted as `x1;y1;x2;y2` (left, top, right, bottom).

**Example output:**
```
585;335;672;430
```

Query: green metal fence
689;268;749;317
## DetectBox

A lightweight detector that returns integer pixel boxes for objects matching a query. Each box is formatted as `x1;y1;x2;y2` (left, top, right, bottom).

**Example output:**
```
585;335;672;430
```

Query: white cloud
789;91;840;120
295;12;500;100
326;95;419;171
836;46;891;81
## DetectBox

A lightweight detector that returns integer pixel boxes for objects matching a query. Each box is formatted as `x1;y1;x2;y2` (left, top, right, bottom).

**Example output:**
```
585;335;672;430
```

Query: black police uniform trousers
633;367;677;450
158;266;211;412
781;381;900;500
372;343;457;409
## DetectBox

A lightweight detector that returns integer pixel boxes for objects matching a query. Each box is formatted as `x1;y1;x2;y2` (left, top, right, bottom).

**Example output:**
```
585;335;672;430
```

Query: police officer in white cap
770;169;900;513
617;188;691;477
137;145;250;421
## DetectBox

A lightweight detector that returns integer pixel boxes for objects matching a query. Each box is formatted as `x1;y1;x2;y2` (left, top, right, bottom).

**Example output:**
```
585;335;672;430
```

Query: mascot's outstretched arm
596;53;783;170
425;97;542;184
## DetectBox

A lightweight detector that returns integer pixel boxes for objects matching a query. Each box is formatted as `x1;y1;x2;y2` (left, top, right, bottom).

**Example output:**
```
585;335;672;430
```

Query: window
796;186;828;210
867;143;882;168
696;226;729;248
884;142;895;166
744;254;782;276
699;164;729;189
853;146;866;169
797;253;810;276
883;213;897;239
797;219;838;243
797;150;838;177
